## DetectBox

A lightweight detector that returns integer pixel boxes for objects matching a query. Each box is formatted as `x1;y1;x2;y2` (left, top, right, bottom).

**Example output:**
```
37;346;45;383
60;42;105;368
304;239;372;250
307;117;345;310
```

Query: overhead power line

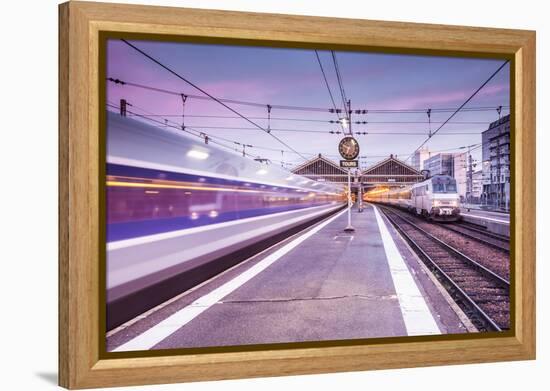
331;51;352;135
108;103;333;159
120;112;500;125
110;105;281;163
314;50;346;133
119;39;308;161
108;103;484;166
406;59;510;161
108;77;509;115
134;123;481;135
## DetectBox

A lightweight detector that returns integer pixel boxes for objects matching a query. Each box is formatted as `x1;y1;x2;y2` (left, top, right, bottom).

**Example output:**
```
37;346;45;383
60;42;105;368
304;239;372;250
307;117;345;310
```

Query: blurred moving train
364;175;461;222
106;111;345;329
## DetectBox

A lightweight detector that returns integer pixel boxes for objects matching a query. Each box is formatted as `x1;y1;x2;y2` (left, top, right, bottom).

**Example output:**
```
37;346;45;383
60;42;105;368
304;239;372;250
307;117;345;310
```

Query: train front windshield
432;178;457;193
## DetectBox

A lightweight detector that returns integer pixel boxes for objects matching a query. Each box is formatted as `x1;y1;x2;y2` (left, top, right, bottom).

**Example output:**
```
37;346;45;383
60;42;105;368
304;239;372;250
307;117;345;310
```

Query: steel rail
379;206;508;332
435;222;509;253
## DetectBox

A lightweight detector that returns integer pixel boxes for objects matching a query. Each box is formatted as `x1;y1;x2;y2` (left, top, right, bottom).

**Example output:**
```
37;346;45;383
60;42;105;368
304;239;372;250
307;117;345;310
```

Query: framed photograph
59;1;536;389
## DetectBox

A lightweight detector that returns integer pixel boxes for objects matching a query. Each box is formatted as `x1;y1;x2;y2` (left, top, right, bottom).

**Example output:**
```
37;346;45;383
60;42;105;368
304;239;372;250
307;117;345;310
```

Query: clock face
338;136;360;160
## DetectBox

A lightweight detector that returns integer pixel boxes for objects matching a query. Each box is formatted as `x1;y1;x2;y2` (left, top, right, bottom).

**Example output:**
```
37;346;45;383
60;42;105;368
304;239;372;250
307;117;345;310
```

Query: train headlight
450;200;459;207
432;200;441;207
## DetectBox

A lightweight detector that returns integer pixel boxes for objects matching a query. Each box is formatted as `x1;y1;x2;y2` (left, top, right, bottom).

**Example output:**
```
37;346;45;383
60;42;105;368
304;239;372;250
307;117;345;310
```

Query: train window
446;182;457;192
432;179;457;193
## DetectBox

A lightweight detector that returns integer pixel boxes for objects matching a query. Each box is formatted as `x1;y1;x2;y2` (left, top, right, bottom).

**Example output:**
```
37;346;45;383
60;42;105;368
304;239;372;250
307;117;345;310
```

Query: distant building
453;152;467;200
471;170;483;201
411;147;430;172
423;152;470;200
481;114;511;208
423;153;455;177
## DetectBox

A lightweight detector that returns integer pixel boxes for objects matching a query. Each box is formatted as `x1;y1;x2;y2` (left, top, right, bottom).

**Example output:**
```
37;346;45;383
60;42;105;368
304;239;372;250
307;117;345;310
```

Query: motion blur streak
105;112;345;329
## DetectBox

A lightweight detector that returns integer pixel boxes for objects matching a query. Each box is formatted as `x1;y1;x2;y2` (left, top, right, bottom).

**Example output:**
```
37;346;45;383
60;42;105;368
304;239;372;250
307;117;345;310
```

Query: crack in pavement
218;294;398;304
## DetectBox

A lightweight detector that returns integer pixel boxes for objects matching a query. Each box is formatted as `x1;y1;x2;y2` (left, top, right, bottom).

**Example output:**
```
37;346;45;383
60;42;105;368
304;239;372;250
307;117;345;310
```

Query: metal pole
344;168;355;232
358;174;363;212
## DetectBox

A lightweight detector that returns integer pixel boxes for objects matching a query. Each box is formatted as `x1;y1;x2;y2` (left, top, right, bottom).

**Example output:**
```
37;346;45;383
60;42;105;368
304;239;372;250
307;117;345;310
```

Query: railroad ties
379;206;510;332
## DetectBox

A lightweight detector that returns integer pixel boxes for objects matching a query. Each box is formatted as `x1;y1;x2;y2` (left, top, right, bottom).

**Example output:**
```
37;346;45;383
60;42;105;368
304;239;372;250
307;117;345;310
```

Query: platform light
341;118;349;129
187;149;209;160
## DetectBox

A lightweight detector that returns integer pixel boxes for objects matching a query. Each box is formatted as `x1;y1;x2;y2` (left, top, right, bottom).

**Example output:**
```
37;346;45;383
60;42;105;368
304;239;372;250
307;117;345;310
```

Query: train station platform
460;208;510;237
108;204;472;352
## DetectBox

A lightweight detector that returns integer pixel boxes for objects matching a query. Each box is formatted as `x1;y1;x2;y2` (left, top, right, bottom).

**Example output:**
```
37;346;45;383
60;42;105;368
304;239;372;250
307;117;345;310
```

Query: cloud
373;83;510;110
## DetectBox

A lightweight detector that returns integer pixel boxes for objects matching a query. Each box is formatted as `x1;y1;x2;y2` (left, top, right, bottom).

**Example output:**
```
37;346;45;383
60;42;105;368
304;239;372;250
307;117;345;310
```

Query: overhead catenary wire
314;50;346;133
110;103;488;166
119;39;309;161
331;51;352;135
131;123;482;135
120;113;500;125
111;106;267;162
108;102;483;165
107;102;335;159
406;59;510;161
108;78;509;115
109;41;508;169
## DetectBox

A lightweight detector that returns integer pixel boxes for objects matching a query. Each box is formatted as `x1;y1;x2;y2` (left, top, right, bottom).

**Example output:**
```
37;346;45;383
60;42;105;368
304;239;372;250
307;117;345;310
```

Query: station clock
338;136;360;160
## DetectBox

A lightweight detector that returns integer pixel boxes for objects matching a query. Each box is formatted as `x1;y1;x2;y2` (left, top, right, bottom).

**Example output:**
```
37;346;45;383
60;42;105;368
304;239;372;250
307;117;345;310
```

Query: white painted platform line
461;213;510;224
373;206;441;336
112;207;349;352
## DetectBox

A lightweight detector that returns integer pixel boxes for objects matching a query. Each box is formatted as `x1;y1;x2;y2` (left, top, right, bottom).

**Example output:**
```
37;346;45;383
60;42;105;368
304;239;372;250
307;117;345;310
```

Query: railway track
435;221;510;253
379;205;510;332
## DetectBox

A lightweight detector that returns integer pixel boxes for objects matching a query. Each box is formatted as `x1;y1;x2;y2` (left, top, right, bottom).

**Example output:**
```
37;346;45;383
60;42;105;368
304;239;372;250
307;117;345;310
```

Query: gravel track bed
381;207;510;330
390;208;510;280
439;224;510;251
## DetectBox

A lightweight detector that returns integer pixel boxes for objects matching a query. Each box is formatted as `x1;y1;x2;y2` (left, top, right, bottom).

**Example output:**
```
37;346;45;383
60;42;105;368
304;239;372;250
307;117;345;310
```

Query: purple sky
106;39;510;170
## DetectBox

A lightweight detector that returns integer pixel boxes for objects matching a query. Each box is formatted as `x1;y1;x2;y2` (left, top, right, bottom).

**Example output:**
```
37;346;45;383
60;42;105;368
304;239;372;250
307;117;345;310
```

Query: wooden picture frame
59;1;536;388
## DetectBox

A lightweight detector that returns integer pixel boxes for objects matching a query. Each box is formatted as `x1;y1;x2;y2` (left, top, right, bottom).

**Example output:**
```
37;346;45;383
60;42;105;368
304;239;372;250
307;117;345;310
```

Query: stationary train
106;111;346;329
364;175;461;221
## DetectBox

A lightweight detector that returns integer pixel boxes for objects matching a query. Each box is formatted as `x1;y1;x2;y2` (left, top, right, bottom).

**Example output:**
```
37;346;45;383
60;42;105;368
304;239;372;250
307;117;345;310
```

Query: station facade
291;154;348;183
291;154;424;193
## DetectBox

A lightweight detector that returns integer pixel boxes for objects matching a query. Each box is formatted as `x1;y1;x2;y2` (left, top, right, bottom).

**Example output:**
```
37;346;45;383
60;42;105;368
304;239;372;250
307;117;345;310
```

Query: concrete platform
107;204;472;352
460;208;510;237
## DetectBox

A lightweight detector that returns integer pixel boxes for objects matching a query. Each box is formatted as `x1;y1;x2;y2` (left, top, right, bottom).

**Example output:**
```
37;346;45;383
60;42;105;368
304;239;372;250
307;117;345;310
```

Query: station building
291;154;349;184
360;155;424;191
291;154;424;194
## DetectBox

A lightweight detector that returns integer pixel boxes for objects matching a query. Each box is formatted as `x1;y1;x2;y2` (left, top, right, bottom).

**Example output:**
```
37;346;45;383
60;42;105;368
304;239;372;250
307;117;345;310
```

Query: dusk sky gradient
106;39;510;170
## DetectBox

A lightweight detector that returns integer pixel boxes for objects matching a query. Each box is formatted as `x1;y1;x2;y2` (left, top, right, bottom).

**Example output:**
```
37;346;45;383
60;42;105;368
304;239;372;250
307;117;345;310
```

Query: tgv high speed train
106;111;345;329
365;175;461;221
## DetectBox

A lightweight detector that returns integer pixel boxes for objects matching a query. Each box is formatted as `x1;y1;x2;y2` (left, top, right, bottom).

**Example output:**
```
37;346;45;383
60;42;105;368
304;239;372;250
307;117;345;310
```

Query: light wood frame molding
59;1;536;388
